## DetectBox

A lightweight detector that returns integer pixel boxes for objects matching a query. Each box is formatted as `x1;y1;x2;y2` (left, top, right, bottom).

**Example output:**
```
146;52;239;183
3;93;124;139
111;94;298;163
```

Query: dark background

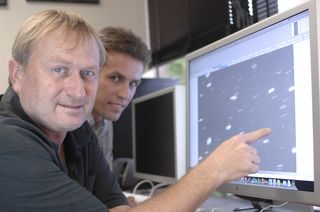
148;0;278;66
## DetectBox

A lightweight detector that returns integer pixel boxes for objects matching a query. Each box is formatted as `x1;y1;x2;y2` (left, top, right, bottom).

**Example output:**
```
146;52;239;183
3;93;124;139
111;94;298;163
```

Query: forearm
128;128;271;212
129;157;222;212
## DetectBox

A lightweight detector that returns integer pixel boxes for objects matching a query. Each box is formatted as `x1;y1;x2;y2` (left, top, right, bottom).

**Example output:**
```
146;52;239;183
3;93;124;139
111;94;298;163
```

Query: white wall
278;0;308;12
0;0;146;93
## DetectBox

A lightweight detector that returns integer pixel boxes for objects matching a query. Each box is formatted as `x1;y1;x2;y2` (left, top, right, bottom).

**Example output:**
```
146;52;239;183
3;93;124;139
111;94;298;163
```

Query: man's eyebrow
109;70;141;82
49;57;71;65
133;79;142;83
50;57;99;70
110;70;125;77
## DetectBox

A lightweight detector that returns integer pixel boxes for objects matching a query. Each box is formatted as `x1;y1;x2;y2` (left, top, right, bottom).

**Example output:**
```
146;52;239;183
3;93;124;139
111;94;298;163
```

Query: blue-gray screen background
197;45;296;172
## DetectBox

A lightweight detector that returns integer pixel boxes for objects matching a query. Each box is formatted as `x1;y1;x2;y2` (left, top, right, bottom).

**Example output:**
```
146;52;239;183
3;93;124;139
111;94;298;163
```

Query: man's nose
65;73;86;99
118;83;131;100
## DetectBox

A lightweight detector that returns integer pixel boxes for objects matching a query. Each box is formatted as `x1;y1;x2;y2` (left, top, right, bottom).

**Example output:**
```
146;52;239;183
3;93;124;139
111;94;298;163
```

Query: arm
128;128;271;212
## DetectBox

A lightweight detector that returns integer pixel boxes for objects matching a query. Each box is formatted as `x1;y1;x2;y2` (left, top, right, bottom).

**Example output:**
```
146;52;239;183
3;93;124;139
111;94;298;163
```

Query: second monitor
132;85;186;184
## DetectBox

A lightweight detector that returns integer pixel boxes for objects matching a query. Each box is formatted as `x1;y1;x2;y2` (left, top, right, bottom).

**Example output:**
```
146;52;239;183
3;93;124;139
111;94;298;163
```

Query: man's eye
53;67;65;73
110;75;120;82
130;80;141;88
81;70;96;78
130;81;138;88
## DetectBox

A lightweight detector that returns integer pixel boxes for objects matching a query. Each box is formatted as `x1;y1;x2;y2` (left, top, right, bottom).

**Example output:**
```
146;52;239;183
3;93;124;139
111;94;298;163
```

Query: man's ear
8;59;23;94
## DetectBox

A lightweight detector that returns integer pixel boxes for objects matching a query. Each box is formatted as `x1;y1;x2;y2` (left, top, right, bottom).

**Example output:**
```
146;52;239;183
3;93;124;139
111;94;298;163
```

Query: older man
0;9;270;212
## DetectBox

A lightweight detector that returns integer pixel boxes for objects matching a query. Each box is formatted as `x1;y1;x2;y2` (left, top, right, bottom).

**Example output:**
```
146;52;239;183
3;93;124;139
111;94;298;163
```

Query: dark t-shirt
0;87;128;212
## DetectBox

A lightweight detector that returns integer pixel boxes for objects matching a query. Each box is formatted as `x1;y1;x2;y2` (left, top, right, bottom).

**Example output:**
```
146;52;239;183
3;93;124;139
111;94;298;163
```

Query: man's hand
205;128;271;184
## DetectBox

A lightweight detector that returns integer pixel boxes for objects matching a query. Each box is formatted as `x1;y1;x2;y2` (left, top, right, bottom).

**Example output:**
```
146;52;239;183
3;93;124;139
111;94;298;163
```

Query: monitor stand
233;196;273;211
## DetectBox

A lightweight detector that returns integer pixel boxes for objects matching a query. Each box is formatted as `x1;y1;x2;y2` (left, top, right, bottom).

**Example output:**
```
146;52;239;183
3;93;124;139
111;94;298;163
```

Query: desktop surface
123;189;317;211
200;193;316;212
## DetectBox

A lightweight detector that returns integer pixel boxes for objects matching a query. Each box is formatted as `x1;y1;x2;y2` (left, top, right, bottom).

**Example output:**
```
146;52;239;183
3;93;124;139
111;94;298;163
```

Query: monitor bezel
186;0;320;206
132;85;186;184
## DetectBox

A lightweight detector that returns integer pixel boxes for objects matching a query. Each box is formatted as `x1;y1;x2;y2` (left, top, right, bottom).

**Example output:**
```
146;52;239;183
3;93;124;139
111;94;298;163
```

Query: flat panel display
186;0;320;206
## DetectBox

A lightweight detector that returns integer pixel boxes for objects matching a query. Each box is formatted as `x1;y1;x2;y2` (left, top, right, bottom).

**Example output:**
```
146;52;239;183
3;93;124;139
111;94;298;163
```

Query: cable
196;208;223;212
259;201;288;212
149;182;170;197
132;179;154;195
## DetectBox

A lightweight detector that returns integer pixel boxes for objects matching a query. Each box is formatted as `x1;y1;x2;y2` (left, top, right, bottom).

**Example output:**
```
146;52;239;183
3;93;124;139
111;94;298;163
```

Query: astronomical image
197;45;296;172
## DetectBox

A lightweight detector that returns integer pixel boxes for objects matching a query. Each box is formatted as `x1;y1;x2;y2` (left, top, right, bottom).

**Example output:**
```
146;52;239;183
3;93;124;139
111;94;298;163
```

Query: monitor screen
132;85;186;184
186;0;320;206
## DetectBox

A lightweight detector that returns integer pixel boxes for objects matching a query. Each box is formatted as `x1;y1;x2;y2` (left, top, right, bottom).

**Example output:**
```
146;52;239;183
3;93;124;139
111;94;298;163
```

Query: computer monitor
113;78;178;159
132;85;186;184
186;0;320;207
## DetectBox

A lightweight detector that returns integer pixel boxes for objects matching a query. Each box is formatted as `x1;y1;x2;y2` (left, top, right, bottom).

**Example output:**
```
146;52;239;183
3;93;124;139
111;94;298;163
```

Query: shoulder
0;116;49;148
0;107;58;160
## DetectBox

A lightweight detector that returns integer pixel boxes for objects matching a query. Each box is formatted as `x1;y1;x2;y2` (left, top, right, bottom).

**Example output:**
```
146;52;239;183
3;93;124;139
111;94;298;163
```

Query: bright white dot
206;137;212;145
288;86;295;92
199;118;203;122
239;131;245;135
230;95;237;101
276;164;284;170
268;87;275;94
199;93;204;98
198;156;203;161
205;151;209;155
292;147;296;154
280;105;287;110
205;73;210;78
206;82;212;88
262;139;269;144
226;125;232;130
251;63;257;69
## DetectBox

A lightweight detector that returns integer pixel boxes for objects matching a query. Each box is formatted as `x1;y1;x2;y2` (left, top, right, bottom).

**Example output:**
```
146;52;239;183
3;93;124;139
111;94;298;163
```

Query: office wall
0;0;146;93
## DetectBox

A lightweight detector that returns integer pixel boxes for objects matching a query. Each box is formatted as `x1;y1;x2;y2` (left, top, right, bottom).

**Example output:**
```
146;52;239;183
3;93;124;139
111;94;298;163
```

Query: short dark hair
99;27;151;69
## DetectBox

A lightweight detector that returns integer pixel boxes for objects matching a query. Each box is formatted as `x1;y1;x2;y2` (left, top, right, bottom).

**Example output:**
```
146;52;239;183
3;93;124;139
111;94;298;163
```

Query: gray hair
12;9;106;68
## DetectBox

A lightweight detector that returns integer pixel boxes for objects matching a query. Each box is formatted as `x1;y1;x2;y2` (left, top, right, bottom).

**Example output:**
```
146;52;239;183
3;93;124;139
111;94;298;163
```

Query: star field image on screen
197;45;296;173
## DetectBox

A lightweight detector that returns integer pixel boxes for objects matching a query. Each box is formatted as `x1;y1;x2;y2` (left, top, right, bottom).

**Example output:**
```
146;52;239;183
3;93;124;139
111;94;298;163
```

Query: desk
199;193;316;212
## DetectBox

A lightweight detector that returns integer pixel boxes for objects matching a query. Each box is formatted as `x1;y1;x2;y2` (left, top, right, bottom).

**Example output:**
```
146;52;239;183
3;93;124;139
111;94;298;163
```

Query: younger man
89;27;150;170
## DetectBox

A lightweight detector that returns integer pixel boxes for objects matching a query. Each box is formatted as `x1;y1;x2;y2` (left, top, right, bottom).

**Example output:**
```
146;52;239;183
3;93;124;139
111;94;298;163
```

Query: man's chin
106;113;121;122
59;118;86;132
55;123;83;132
